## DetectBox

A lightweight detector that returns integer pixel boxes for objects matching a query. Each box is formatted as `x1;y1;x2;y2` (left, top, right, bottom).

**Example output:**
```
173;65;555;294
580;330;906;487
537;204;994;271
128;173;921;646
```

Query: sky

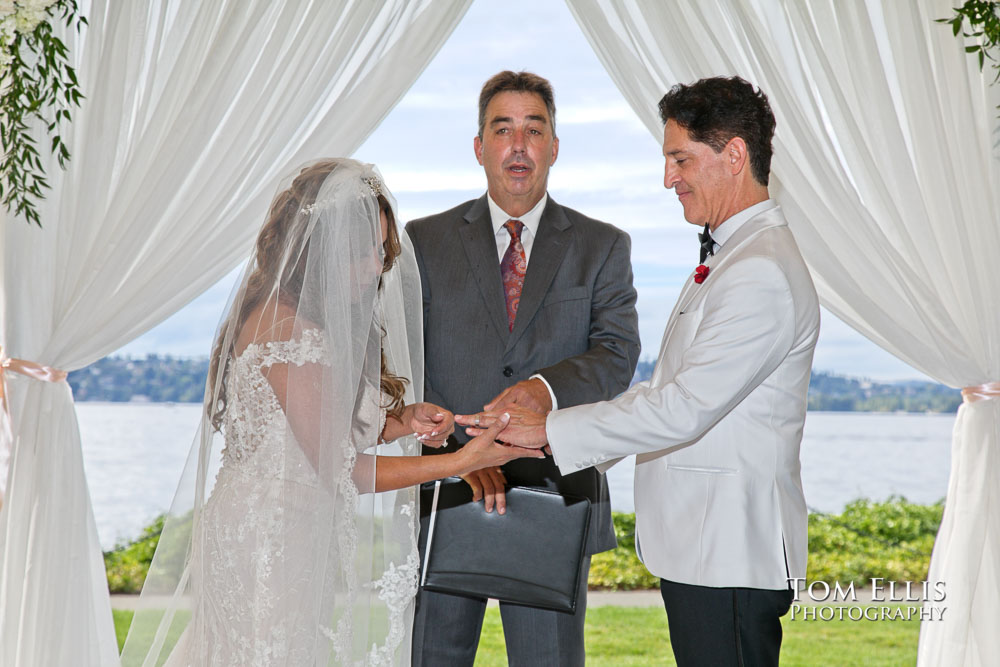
116;0;927;382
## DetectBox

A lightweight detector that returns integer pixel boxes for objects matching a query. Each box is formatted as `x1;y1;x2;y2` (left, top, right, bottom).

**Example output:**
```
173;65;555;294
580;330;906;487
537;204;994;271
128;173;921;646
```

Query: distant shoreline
69;358;960;413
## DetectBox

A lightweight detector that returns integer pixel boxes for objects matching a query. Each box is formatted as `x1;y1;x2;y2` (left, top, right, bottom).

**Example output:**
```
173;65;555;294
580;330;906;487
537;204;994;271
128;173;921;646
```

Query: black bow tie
699;224;715;264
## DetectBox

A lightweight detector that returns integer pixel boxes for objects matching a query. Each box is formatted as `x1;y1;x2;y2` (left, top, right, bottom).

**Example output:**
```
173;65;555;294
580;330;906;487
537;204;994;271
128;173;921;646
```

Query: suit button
503;366;514;377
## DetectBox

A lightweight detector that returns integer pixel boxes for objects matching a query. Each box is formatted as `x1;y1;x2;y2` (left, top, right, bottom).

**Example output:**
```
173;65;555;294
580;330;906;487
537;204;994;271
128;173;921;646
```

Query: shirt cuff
545;408;579;474
529;373;558;411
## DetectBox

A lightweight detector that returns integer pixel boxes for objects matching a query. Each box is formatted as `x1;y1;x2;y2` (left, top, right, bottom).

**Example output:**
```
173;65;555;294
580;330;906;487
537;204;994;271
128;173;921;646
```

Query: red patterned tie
500;219;526;331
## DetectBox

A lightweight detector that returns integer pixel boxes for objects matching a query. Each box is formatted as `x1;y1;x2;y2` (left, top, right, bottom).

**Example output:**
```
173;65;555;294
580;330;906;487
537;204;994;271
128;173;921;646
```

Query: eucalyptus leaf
0;0;85;227
940;1;1000;119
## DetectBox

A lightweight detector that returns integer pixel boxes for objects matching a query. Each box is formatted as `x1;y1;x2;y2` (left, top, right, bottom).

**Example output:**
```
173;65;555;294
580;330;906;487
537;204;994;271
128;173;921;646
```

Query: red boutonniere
694;264;710;284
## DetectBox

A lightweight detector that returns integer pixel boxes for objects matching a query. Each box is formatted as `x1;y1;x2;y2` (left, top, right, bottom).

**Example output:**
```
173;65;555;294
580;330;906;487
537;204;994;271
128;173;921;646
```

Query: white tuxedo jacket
547;204;819;589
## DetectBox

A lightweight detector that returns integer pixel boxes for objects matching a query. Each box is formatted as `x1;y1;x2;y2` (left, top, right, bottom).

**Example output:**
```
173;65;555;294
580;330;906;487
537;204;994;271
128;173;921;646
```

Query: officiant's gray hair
477;70;557;139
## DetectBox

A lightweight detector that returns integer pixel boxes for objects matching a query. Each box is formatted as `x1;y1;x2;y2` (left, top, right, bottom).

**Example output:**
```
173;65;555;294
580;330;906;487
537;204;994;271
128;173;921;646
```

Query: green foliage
807;497;942;586
104;510;192;595
938;0;1000;77
588;512;659;590
142;511;193;594
589;499;941;592
0;0;86;227
104;515;164;594
69;354;209;402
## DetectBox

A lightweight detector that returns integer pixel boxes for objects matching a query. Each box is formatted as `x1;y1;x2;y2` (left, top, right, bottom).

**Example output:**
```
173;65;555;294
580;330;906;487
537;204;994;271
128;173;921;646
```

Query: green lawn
781;610;920;667
114;604;919;666
474;606;919;666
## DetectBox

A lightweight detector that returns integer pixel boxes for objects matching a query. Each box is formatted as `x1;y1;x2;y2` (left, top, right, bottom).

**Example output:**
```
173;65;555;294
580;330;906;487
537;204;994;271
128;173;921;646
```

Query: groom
461;76;821;666
406;70;640;666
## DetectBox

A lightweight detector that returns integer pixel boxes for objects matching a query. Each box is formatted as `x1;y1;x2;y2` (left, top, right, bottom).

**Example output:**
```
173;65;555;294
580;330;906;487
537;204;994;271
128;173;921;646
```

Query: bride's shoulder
233;299;327;365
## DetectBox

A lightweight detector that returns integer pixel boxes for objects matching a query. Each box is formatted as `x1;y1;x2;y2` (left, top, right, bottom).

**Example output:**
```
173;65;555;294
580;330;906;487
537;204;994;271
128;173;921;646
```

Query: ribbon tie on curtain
961;382;1000;404
0;347;68;417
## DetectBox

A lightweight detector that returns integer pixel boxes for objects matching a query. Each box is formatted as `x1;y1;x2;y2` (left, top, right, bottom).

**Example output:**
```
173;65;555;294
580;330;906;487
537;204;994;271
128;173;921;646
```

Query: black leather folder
419;477;591;613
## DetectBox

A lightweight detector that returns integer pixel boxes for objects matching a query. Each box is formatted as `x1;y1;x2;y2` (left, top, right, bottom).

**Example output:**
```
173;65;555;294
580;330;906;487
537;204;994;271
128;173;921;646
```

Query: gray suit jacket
406;194;640;553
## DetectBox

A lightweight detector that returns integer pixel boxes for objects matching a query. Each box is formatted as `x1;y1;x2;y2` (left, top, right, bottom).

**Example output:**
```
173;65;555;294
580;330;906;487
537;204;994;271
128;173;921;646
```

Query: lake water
78;404;955;550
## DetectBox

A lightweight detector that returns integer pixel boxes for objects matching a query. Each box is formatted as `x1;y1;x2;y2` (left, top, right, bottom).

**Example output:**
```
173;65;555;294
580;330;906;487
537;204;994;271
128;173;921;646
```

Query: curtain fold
0;1;472;664
565;0;999;663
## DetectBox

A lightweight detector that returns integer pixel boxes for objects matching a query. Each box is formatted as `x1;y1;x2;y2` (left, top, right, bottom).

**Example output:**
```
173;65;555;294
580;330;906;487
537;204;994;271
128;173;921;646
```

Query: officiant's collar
487;191;547;238
710;198;776;250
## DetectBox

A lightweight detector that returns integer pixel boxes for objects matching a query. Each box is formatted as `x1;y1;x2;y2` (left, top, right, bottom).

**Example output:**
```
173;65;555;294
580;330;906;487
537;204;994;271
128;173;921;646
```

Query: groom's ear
474;135;485;166
725;136;748;176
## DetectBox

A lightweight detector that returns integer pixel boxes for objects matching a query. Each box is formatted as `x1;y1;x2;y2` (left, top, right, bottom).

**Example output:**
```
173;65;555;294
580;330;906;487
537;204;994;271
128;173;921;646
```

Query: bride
120;159;540;666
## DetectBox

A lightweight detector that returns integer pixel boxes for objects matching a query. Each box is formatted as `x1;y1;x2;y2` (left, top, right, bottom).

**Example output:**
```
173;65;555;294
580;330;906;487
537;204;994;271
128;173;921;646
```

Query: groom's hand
456;406;549;449
461;467;508;514
484;378;552;414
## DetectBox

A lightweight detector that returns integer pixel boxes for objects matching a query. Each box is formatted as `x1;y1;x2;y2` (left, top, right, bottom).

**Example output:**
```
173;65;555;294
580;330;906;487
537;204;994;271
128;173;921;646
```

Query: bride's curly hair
208;160;408;431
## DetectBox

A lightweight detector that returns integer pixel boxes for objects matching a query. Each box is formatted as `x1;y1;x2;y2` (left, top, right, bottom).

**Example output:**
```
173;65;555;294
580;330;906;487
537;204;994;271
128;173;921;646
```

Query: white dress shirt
486;192;547;262
708;198;776;253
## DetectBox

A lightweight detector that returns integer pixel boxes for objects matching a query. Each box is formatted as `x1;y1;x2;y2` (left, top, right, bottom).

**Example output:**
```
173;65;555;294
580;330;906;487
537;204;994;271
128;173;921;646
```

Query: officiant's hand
457;406;549;449
457;413;544;479
484;378;552;414
409;402;454;447
461;467;507;514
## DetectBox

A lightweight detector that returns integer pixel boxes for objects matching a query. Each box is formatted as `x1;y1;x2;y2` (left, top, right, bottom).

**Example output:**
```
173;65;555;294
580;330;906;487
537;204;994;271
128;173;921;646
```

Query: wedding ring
474;415;481;426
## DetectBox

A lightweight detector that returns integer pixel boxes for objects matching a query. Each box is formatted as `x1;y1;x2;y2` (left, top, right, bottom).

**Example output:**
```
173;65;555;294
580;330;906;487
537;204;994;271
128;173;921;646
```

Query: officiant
405;70;640;666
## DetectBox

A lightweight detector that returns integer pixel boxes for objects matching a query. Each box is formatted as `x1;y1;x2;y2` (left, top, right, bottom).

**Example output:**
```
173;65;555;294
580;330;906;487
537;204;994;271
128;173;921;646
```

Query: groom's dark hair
658;76;775;186
478;70;557;139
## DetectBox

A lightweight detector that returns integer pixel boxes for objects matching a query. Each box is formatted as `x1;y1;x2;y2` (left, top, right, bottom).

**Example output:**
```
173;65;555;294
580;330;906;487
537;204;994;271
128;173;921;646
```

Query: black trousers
660;578;793;667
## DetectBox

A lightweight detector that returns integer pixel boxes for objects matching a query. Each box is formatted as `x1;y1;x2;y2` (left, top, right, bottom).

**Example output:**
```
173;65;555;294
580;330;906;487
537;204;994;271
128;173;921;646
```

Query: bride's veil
120;158;423;666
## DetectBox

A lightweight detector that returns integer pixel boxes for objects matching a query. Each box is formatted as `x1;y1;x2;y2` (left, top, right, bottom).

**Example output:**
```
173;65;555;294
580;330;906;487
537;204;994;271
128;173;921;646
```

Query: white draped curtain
0;1;471;664
565;0;1000;663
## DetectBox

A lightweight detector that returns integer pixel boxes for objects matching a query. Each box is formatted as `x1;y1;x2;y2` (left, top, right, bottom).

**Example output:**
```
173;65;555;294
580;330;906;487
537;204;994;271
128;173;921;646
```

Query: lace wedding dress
162;330;418;667
121;159;424;667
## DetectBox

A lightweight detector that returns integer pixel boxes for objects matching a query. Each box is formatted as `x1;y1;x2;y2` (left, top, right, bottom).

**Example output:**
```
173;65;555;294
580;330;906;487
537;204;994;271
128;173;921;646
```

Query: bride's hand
410;402;454;447
457;413;544;474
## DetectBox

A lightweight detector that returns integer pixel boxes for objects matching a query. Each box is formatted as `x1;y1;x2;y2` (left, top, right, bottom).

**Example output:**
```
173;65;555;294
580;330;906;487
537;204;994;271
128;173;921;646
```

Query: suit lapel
460;196;509;342
673;207;787;317
660;276;699;346
505;198;571;352
664;207;788;347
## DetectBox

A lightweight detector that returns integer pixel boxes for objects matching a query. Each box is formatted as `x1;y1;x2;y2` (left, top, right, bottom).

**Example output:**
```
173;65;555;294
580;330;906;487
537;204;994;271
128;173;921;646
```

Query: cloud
558;102;646;127
381;162;664;199
384;169;485;193
812;308;927;381
115;267;242;359
396;91;473;112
